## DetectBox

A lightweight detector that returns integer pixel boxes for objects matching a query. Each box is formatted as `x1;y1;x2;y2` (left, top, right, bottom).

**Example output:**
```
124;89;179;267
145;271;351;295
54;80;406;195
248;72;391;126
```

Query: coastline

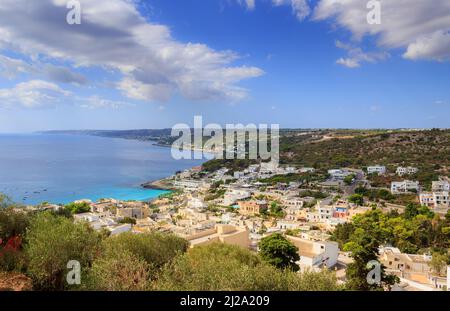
140;144;217;192
141;178;176;191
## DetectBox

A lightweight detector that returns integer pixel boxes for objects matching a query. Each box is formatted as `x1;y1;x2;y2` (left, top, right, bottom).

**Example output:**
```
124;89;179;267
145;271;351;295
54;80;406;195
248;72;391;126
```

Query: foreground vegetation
0;198;339;291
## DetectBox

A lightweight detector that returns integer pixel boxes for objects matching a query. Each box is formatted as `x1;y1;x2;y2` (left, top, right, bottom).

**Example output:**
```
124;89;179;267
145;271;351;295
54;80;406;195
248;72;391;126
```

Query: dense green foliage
0;207;31;271
118;217;137;225
99;232;189;271
258;172;327;185
344;230;398;291
0;207;30;243
154;243;339;291
299;190;328;199
24;212;103;290
202;159;257;174
64;202;91;214
348;194;364;206
259;233;300;271
265;201;285;218
86;250;150;291
332;207;450;254
331;206;450;290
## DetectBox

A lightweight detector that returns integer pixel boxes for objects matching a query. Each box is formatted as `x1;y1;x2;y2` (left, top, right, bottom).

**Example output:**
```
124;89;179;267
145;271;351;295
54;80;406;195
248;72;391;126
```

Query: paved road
343;170;367;195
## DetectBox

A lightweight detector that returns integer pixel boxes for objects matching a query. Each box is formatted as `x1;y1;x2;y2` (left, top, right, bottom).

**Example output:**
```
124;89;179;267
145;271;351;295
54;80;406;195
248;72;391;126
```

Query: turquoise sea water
0;133;207;205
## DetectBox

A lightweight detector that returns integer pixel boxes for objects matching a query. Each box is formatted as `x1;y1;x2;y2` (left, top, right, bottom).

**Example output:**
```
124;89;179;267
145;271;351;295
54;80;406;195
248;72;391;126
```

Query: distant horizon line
0;127;449;135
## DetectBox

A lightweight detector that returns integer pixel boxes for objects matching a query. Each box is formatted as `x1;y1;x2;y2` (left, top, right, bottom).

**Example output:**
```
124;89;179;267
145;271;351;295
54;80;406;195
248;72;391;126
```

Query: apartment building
396;166;419;176
237;200;268;216
281;195;304;208
367;165;386;175
277;220;302;230
173;179;209;192
419;193;434;208
379;247;449;291
420;191;450;209
286;236;339;271
432;179;450;192
223;189;251;206
328;169;352;180
391;180;419;194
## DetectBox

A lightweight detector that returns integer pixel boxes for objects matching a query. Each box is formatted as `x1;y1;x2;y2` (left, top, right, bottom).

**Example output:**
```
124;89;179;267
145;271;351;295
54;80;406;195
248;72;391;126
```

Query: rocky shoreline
141;178;175;191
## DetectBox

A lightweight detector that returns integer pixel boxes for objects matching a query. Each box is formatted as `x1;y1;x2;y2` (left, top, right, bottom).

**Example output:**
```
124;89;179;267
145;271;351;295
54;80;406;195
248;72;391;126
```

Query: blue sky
0;0;449;132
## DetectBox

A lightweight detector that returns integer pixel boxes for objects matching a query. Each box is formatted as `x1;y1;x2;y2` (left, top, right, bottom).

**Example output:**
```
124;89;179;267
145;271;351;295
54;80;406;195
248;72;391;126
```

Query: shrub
154;243;339;291
85;251;150;291
101;232;188;270
24;212;102;290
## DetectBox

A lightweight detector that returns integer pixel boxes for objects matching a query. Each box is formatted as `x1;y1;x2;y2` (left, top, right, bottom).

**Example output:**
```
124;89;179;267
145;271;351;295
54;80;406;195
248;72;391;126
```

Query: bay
0;133;206;205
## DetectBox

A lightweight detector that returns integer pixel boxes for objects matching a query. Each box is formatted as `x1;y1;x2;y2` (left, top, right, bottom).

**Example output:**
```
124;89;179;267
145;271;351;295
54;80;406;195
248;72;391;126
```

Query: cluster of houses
380;247;449;291
419;178;450;210
34;160;449;291
367;165;419;176
391;180;420;194
70;199;150;235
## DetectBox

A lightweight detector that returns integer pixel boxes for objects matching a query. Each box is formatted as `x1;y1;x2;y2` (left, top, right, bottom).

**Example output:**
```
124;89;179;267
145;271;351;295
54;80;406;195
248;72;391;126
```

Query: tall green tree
344;229;398;291
259;233;300;271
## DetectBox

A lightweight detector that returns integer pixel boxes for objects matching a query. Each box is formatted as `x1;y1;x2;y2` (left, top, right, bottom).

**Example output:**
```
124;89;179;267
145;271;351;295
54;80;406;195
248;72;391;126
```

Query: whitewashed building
421;191;450;209
391;180;419;194
367;165;386;175
396;166;419;176
328;169;352;180
287;236;339;271
432;179;450;192
223;189;251;206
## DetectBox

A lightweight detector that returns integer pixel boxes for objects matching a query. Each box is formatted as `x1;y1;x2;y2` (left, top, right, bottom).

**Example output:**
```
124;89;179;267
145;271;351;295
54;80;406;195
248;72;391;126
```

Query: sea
0;133;208;205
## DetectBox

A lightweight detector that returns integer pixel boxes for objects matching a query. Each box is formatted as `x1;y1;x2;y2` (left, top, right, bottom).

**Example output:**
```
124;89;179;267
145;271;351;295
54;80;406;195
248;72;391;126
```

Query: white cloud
237;0;256;10
0;80;71;108
336;58;359;68
403;30;450;61
0;79;131;110
0;0;263;103
0;55;35;79
78;95;132;109
117;77;172;102
44;64;87;85
313;0;450;61
434;100;447;105
236;0;450;63
0;54;87;84
272;0;311;21
335;40;389;68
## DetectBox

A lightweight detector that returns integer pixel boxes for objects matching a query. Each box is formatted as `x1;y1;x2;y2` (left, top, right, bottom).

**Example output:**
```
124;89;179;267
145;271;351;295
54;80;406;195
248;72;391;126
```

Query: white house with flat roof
223;189;251;206
396;166;419;176
420;191;450;209
286;236;339;271
328;169;352;180
432;179;450;192
391;180;419;194
367;165;386;175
